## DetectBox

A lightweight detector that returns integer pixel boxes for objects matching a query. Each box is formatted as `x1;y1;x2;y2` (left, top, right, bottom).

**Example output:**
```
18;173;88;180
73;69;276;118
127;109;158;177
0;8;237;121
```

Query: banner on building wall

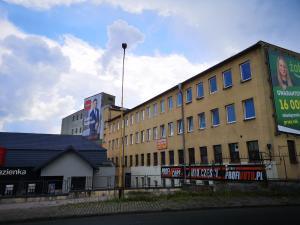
0;167;33;176
157;138;167;150
268;49;300;135
0;147;6;167
161;165;266;181
82;94;102;140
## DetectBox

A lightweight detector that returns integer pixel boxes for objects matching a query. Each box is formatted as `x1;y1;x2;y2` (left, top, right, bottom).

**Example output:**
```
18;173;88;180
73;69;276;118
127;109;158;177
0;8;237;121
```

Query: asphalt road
16;206;299;225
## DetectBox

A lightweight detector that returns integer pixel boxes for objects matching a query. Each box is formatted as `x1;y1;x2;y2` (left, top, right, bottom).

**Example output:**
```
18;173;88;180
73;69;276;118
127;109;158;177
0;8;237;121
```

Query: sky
0;0;300;134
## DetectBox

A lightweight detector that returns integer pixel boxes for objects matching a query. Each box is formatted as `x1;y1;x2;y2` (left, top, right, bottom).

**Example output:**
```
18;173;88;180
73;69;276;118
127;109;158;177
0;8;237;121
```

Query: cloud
0;17;210;133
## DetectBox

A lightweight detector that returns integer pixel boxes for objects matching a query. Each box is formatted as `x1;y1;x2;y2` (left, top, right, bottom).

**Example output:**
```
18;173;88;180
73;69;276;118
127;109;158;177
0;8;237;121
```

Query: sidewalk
1;194;300;224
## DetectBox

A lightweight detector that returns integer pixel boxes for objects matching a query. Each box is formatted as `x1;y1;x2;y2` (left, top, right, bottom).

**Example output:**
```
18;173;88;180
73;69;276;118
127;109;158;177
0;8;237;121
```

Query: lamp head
122;43;127;50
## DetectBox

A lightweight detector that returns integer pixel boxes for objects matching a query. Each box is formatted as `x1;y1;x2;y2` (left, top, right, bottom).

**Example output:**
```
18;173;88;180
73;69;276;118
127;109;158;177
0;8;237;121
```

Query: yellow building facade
103;41;300;184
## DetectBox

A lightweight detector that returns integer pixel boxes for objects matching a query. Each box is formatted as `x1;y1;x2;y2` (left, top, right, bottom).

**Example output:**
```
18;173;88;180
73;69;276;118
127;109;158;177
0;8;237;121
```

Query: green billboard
268;49;300;135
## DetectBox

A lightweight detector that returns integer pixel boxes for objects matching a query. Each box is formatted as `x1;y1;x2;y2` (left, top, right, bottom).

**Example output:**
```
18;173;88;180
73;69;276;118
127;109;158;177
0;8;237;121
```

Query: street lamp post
119;43;127;197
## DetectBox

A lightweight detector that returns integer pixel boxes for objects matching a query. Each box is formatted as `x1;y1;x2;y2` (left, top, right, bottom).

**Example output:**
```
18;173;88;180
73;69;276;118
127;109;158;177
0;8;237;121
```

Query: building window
287;140;298;164
160;99;165;113
186;87;192;103
223;69;232;88
125;117;129;126
131;114;134;125
209;76;217;94
229;143;240;163
187;116;194;132
125;135;128;145
141;130;145;143
135;132;139;143
146;128;151;141
146;106;151;118
169;150;174;165
177;92;182;106
198;112;206;129
72;115;75;121
200;146;208;164
116;157;119;167
226;104;236;123
177;119;183;134
213;145;223;164
135;154;139;166
153;153;158;166
80;113;82;119
168;122;174;136
142;110;145;121
247;140;260;162
125;156;128;167
141;154;144;166
79;127;82;133
168;96;173;110
71;129;74;135
153;103;158;116
161;152;166;165
130;134;133;145
160;124;166;138
153;127;158;140
27;183;36;194
243;98;256;120
211;108;220;127
188;148;195;165
5;184;14;195
130;155;133;167
112;140;115;150
136;112;139;123
147;153;151;166
240;61;251;81
196;82;204;98
178;149;184;165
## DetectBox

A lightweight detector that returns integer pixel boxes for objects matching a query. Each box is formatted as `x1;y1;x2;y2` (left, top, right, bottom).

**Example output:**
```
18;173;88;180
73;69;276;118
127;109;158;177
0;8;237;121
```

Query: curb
1;202;300;224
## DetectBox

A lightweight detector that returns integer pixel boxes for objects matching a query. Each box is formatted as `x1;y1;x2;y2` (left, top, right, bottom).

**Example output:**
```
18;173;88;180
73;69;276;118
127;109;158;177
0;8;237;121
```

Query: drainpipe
178;83;186;185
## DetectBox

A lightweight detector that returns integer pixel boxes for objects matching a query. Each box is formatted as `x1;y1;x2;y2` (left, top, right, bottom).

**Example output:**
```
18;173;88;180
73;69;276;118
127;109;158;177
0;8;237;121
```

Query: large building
103;41;300;187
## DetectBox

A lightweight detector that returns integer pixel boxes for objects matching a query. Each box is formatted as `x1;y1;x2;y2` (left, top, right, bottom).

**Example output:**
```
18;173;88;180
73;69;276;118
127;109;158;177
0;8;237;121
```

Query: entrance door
71;177;86;191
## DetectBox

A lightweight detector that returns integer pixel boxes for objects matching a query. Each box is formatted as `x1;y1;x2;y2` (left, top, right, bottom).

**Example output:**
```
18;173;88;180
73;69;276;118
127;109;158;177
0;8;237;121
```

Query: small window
200;146;208;164
27;183;36;194
130;155;133;167
147;153;151;166
160;99;165;113
72;115;75;121
211;108;220;127
226;104;236;123
146;106;151;118
146;129;151;141
5;184;14;195
141;110;145;120
160;124;166;138
141;130;144;143
240;61;251;81
188;148;195;164
141;154;145;166
247;140;260;162
131;114;134;125
116;156;119;167
177;119;183;134
135;154;139;166
153;103;158;116
177;92;182;106
186;87;192;103
198;112;206;129
153;127;158;140
130;134;133;145
229;143;240;163
161;151;166;165
135;132;139;144
178;149;184;165
168;96;173;110
213;145;223;164
196;82;204;98
125;156;128;167
153;153;158;166
223;70;232;88
125;135;128;145
168;122;174;136
287;140;298;164
135;112;139;123
243;98;256;120
169;150;174;165
209;76;217;94
187;116;194;132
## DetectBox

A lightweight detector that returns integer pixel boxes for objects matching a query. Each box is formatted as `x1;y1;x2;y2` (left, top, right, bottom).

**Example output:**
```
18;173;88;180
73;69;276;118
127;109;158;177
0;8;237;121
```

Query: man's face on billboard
92;99;97;109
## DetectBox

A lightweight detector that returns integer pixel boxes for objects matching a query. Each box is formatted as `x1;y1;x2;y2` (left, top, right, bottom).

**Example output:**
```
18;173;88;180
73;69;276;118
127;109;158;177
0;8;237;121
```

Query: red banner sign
161;165;266;181
0;147;7;167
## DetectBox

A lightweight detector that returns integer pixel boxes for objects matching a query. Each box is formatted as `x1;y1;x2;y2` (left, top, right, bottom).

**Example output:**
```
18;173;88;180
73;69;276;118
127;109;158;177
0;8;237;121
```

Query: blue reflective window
186;88;192;103
197;82;204;98
211;108;220;126
160;99;165;113
240;61;251;81
168;96;173;110
209;76;217;93
199;112;206;129
226;104;236;123
177;92;182;106
244;98;256;119
223;70;232;88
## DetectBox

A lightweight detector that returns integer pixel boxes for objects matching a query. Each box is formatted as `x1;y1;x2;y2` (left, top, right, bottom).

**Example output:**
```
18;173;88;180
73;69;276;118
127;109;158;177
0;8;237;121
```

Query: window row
71;127;82;135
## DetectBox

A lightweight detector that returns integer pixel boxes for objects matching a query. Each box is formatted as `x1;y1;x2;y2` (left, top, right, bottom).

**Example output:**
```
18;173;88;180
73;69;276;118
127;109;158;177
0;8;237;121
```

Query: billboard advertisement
0;147;6;167
157;138;167;150
268;49;300;135
161;165;266;181
82;94;102;140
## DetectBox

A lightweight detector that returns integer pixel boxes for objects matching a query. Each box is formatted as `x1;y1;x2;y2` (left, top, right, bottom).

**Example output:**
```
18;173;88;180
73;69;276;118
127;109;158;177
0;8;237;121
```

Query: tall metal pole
119;43;127;197
178;83;186;185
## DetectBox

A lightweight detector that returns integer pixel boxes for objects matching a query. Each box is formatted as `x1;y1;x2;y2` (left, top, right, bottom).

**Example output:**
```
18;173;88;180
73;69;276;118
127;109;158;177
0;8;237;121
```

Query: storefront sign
157;138;167;150
161;165;266;181
268;49;300;135
0;168;32;176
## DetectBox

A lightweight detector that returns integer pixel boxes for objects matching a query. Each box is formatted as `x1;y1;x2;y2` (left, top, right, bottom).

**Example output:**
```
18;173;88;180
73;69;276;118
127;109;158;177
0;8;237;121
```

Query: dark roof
0;132;107;168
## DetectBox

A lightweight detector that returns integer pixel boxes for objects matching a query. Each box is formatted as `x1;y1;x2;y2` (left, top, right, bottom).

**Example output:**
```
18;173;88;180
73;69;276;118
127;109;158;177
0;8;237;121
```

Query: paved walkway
0;195;300;224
